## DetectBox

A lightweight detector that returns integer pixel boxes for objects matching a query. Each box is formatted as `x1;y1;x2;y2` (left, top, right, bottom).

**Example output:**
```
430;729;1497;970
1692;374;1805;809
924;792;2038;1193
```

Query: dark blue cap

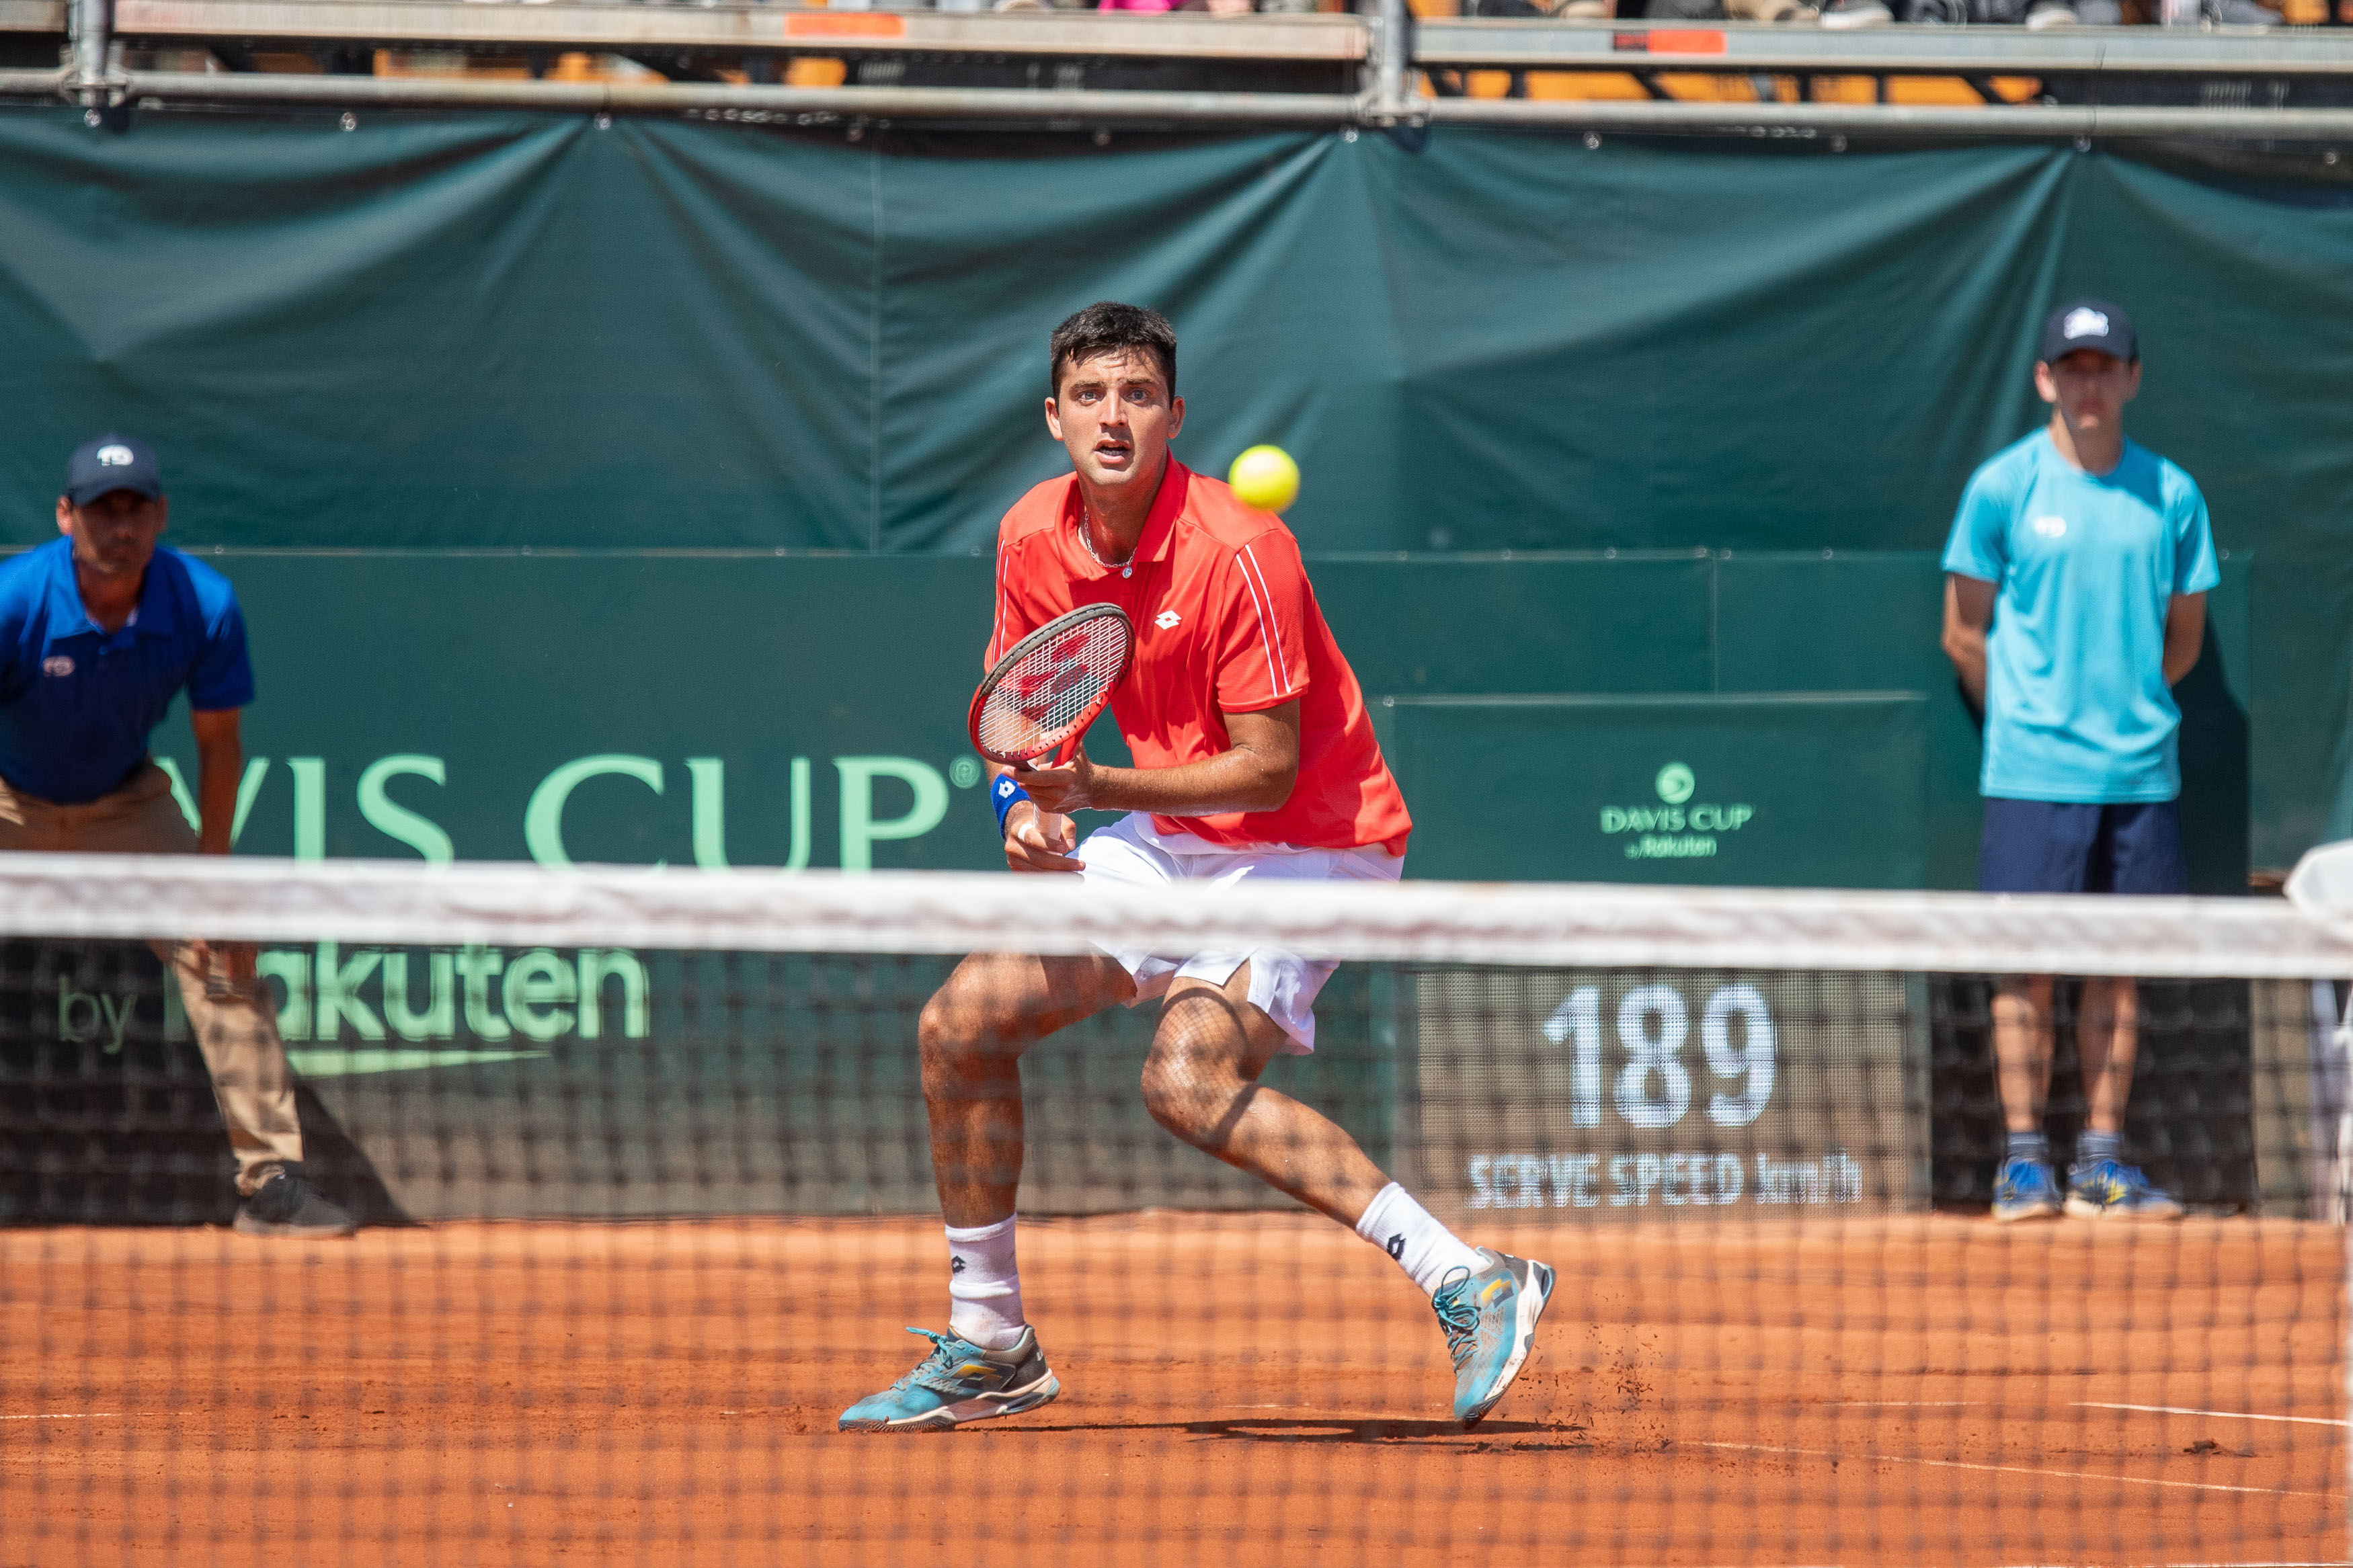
2040;299;2138;364
64;434;163;506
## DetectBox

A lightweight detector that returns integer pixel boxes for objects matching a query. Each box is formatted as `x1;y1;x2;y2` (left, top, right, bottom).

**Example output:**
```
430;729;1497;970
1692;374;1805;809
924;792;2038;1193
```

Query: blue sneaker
837;1325;1060;1432
1991;1156;2062;1223
1432;1247;1554;1426
2065;1157;2184;1221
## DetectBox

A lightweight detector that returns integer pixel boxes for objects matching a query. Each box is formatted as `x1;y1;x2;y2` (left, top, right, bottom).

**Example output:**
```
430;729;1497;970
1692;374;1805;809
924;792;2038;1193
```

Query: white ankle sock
944;1217;1025;1350
1355;1182;1485;1298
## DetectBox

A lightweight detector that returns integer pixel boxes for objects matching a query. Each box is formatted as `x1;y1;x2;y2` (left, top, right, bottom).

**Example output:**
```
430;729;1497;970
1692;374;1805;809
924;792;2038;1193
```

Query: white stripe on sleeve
1234;544;1299;700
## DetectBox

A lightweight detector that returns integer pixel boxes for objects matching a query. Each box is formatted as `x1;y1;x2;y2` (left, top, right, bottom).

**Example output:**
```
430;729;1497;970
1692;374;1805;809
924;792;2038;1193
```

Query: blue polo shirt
0;538;255;804
1942;430;2219;804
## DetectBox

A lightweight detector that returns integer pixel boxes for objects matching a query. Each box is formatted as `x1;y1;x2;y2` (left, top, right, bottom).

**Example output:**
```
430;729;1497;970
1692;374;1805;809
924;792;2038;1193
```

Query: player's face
2034;349;2140;435
57;489;167;581
1045;349;1185;499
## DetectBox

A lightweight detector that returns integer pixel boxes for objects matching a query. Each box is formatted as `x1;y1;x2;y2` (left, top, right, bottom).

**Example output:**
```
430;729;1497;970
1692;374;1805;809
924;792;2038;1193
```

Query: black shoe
234;1163;357;1239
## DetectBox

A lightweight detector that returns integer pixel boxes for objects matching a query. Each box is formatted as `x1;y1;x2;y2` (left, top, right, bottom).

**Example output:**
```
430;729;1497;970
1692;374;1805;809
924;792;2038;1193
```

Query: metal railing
7;0;2353;138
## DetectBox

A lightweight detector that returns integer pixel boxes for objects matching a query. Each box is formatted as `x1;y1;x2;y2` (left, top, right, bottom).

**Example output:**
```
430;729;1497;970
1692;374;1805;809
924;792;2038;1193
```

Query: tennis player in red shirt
840;302;1554;1434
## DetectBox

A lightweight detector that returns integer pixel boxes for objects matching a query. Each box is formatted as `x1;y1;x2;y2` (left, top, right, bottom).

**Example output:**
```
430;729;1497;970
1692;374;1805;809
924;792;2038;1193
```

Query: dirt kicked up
0;1212;2340;1565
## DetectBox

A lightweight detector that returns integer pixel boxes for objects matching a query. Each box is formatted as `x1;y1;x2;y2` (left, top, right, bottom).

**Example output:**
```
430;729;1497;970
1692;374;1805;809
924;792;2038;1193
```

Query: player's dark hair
1049;302;1177;399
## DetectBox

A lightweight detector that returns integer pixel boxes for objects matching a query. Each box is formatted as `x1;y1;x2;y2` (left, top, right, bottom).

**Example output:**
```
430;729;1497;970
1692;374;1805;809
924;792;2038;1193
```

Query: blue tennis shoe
838;1325;1061;1432
1991;1155;2062;1223
1433;1247;1554;1426
2065;1157;2184;1221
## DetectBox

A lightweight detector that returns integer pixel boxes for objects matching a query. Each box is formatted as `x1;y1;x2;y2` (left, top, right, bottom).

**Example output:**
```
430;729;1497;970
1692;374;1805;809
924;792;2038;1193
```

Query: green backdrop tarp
0;109;2338;865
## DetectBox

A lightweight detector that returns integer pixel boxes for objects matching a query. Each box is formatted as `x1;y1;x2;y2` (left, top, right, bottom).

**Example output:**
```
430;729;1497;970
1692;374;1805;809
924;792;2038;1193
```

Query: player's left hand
1021;746;1100;815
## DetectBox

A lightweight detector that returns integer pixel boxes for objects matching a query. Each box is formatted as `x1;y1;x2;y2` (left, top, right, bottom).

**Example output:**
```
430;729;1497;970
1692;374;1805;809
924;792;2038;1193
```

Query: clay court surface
0;1212;2340;1565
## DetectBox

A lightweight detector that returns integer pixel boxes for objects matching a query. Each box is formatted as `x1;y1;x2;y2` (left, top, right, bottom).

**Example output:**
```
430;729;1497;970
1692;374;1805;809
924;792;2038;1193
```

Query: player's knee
1137;1054;1197;1141
917;989;982;1078
1138;1046;1228;1147
917;976;1020;1090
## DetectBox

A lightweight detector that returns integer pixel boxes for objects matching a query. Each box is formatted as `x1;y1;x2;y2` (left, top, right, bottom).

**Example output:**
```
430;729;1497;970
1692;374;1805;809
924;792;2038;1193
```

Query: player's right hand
1004;800;1082;875
184;938;262;999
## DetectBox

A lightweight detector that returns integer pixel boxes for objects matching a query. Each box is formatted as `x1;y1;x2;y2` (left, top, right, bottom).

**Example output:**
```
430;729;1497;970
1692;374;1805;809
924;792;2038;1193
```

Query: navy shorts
1979;798;2188;895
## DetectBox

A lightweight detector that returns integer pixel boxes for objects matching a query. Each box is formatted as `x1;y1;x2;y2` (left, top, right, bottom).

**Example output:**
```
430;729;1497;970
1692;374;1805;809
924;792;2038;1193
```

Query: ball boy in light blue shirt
1940;299;2217;1225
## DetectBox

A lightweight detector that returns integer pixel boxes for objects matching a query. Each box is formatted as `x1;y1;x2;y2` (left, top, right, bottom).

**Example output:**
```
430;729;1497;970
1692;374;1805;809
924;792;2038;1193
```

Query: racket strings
977;616;1129;760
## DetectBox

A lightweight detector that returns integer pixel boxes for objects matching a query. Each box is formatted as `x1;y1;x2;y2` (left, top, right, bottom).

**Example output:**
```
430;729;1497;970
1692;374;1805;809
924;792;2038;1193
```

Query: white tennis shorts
1074;812;1404;1055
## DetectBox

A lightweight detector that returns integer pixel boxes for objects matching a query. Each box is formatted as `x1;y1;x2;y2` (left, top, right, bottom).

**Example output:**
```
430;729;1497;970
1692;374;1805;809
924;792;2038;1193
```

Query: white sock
1355;1182;1485;1298
944;1218;1025;1350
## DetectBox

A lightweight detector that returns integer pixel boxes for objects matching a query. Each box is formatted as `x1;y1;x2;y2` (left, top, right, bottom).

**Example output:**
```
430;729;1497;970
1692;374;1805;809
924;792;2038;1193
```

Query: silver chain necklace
1076;515;1133;575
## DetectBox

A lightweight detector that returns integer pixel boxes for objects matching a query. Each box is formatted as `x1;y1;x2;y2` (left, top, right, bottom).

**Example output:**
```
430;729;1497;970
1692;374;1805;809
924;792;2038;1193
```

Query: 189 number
1540;983;1777;1130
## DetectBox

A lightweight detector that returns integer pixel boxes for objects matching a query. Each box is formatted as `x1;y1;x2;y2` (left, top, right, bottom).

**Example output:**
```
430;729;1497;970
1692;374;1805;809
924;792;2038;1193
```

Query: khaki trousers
0;761;303;1194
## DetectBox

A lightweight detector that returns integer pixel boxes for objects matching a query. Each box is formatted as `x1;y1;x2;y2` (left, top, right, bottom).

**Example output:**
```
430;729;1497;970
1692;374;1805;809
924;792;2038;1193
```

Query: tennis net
1;854;2346;1565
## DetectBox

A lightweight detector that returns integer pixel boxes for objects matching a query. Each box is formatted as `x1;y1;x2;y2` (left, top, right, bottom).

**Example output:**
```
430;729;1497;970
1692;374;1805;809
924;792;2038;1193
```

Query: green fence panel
1375;692;1929;888
1312;552;1714;699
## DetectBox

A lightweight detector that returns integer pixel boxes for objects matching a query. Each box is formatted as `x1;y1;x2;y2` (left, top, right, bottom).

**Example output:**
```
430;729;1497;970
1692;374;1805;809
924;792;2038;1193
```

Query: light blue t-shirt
1942;430;2219;804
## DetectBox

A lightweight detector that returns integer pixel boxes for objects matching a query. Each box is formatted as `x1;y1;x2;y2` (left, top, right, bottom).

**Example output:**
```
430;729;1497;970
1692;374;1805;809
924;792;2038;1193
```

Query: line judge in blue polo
0;434;352;1237
1940;300;2217;1226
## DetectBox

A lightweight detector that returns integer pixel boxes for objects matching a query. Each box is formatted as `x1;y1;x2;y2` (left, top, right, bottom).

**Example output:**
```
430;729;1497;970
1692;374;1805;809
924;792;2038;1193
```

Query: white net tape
6;850;2353;977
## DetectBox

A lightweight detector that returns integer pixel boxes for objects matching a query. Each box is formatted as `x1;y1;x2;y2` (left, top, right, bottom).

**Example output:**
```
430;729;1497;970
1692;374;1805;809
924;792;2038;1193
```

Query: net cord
5;850;2352;978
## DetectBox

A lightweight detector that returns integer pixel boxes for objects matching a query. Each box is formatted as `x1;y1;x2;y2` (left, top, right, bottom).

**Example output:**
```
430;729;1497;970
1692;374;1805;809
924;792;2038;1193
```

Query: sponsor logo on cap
2032;515;2067;539
2062;307;2109;341
95;444;135;467
41;656;73;677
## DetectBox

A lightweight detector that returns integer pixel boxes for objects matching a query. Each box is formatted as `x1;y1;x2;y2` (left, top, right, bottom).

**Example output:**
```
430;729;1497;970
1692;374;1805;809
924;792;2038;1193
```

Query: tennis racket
967;602;1135;768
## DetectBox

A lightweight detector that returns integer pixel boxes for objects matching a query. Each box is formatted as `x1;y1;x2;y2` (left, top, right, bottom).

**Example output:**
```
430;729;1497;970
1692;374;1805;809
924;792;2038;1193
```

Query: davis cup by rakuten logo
1598;762;1755;861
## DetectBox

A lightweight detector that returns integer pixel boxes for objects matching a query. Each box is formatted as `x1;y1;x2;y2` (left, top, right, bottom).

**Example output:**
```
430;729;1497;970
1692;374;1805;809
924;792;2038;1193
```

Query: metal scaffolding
7;0;2353;138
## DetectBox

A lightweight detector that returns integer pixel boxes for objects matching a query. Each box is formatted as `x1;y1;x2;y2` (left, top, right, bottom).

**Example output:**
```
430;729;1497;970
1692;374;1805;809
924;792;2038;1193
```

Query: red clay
0;1212;2340;1565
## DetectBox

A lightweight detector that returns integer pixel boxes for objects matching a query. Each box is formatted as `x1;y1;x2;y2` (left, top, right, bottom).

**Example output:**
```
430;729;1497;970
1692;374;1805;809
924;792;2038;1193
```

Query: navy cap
2040;299;2138;365
64;434;163;506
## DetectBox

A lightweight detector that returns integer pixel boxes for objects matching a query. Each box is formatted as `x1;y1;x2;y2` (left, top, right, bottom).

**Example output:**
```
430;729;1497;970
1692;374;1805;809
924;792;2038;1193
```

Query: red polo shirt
987;459;1412;854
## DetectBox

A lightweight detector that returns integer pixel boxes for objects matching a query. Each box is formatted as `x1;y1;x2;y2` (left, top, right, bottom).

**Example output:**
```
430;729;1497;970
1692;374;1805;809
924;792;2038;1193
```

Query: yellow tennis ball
1228;445;1300;513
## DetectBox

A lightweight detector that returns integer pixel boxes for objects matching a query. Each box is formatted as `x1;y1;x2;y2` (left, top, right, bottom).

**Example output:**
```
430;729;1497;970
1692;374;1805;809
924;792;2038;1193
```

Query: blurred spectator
1647;0;2282;23
1427;0;1611;87
1907;0;2281;23
1097;0;1322;11
1648;0;1823;21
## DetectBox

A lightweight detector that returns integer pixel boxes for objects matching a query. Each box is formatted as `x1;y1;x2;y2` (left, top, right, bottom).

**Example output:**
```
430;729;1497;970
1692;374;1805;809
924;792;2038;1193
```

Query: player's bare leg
839;949;1131;1433
919;949;1136;1225
1140;966;1386;1224
1140;962;1552;1425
